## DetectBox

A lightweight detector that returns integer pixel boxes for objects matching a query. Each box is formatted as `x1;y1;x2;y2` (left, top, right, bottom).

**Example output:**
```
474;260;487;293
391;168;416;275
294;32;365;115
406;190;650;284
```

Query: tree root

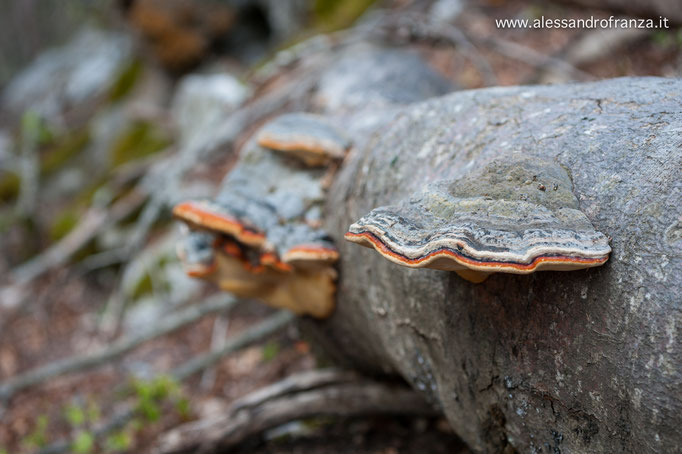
155;369;439;454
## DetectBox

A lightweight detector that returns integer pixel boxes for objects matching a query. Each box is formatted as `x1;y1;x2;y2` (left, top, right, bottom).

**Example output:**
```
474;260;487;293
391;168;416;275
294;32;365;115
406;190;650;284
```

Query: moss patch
0;172;21;203
109;121;171;168
312;0;376;32
49;209;80;242
109;60;143;102
41;128;91;175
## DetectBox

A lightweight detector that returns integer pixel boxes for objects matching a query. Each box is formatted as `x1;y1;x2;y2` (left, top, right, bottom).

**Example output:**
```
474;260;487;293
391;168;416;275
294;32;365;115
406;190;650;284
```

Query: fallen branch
0;190;147;312
200;313;230;390
36;309;294;454
473;34;593;82
370;10;591;84
171;310;294;381
155;369;439;454
0;294;238;401
229;368;360;412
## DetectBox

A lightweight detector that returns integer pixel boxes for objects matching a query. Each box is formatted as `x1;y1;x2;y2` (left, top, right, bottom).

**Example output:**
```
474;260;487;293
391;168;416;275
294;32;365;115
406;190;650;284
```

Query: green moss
312;0;376;32
110;121;171;168
0;172;21;202
22;110;54;146
41;128;91;175
109;60;143;102
261;341;280;362
49;209;80;242
0;208;19;234
130;272;154;300
0;128;90;203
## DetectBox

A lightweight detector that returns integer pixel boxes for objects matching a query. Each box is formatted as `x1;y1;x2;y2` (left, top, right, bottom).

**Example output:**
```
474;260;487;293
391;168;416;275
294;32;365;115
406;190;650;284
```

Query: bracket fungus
256;113;350;167
173;116;343;318
345;157;611;283
173;200;267;248
174;202;338;318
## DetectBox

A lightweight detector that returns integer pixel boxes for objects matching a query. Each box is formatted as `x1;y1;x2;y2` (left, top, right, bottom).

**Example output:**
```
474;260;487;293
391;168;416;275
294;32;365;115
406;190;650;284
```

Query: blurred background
0;0;679;453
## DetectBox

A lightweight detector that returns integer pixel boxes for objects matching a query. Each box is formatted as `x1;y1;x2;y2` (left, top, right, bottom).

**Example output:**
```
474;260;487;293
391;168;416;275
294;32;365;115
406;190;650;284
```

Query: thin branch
200;314;230;390
0;294;238;401
229;368;361;413
473;34;594;82
36;310;294;454
171;310;294;381
3;190;146;289
155;369;439;454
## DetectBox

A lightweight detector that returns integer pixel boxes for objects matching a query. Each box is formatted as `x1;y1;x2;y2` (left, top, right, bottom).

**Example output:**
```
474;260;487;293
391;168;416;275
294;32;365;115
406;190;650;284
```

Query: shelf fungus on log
345;157;611;283
257;113;351;167
173;128;342;319
174;203;338;318
173;199;268;248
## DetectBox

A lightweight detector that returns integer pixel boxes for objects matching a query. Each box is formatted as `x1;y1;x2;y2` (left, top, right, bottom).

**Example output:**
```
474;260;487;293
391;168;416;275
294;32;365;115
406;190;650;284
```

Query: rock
1;28;133;125
314;43;455;114
314;77;681;454
171;73;250;146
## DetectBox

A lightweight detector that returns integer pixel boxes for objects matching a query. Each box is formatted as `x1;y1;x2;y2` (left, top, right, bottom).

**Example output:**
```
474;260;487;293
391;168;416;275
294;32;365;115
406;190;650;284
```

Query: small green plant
21;110;53;146
23;414;49;449
64;399;100;428
105;430;132;452
61;400;101;453
65;402;87;427
261;340;281;362
72;430;95;454
131;375;187;423
175;396;191;420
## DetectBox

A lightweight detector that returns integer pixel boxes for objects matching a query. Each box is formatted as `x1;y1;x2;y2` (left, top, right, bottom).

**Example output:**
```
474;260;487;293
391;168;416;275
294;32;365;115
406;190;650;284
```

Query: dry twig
36;309;294;454
14;191;146;283
0;294;238;401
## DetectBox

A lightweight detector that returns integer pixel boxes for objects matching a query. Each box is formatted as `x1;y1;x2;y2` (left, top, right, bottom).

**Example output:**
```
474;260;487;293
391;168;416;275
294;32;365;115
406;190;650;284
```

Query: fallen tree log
305;77;682;453
169;42;680;453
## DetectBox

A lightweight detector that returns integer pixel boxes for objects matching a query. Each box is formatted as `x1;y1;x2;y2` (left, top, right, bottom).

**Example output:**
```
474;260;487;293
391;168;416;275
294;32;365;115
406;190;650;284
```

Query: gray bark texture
309;77;681;453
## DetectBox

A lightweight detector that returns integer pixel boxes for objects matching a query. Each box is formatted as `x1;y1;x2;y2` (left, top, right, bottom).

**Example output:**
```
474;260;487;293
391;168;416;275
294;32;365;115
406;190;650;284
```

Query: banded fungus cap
256;113;350;167
345;158;611;283
173;199;267;248
173;201;340;318
267;224;340;269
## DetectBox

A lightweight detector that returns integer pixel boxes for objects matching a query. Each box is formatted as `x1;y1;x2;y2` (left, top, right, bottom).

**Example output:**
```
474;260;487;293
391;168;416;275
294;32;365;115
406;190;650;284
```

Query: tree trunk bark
306;77;681;454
